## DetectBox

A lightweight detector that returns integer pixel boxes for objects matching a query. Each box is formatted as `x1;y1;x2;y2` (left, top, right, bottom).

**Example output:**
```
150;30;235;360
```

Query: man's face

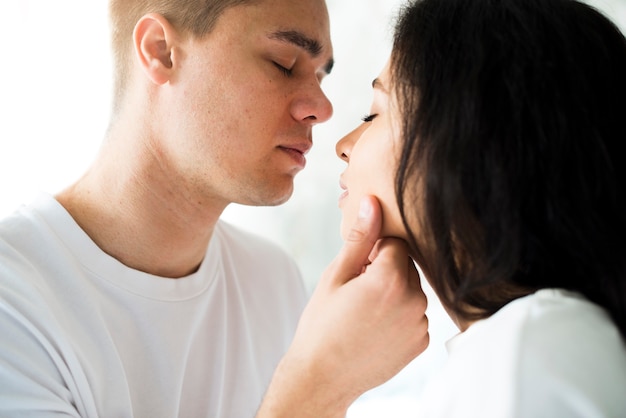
158;0;334;208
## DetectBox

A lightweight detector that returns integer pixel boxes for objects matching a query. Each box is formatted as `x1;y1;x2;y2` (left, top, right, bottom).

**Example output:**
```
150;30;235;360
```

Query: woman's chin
339;217;352;242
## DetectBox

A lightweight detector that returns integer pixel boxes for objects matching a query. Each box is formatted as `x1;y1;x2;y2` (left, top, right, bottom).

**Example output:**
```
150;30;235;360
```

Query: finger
367;238;410;269
407;257;424;292
330;195;382;283
365;239;422;291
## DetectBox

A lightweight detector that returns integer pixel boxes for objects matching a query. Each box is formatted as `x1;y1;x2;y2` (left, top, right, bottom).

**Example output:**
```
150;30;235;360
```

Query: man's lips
278;141;312;155
278;142;312;168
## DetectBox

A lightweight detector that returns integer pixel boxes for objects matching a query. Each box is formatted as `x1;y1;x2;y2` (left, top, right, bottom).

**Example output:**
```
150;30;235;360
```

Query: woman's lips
338;178;348;206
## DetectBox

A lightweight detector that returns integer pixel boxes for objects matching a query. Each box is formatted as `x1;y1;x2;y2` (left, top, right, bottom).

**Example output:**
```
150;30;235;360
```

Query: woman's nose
336;123;369;162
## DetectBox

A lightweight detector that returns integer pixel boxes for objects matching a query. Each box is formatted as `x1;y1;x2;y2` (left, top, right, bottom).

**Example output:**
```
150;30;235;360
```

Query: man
0;0;428;416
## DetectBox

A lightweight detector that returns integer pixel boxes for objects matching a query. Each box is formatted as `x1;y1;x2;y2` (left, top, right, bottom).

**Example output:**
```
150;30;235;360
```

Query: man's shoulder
0;204;46;263
0;193;61;245
0;194;75;291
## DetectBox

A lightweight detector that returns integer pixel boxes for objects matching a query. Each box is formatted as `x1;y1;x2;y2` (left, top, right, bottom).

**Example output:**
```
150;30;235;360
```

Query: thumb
330;195;382;283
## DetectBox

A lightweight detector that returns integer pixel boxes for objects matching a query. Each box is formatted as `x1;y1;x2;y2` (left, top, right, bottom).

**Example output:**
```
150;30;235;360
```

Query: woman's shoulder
449;289;618;351
470;288;626;376
508;289;623;353
418;289;626;417
499;289;626;416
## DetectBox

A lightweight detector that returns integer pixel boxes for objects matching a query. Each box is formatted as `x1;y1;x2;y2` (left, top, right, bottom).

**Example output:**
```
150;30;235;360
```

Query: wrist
257;352;355;418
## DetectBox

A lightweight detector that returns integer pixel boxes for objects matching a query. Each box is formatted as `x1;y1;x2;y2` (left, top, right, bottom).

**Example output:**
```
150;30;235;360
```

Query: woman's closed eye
361;113;378;122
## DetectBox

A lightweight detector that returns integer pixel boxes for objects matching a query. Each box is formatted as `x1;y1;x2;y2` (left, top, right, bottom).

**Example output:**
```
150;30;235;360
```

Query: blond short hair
108;0;253;113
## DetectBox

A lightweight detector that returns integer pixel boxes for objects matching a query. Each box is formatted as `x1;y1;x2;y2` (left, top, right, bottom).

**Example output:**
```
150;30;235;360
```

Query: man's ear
133;13;178;85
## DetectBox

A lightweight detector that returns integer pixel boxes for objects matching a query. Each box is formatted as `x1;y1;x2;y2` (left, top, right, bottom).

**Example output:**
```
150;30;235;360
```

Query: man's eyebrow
268;30;334;74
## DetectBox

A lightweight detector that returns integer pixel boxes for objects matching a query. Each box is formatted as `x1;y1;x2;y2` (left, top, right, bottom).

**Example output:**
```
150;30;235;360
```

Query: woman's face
336;60;408;241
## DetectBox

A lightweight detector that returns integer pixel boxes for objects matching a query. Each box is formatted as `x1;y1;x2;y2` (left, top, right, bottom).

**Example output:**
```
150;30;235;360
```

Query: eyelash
362;113;378;122
273;62;293;77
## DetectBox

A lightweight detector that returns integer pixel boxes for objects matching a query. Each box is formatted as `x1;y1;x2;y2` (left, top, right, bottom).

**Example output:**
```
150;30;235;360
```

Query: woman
258;0;626;416
340;0;626;414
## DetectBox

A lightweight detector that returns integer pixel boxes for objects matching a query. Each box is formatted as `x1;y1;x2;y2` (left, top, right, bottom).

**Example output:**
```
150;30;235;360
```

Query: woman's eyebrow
372;78;387;92
267;30;335;74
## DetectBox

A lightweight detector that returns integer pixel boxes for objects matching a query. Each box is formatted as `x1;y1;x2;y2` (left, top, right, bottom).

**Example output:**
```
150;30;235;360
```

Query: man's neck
56;133;226;279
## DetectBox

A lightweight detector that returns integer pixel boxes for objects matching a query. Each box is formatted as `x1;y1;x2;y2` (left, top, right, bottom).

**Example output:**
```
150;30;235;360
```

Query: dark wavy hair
391;0;626;337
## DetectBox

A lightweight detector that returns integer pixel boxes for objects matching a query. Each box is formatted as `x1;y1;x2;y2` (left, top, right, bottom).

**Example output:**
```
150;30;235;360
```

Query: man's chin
237;186;294;207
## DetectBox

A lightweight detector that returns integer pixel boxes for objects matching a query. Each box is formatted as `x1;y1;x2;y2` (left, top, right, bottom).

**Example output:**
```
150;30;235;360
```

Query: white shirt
417;289;626;417
0;194;307;417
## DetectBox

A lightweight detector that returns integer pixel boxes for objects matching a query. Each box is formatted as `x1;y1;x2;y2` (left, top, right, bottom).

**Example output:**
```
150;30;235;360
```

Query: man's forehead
221;0;333;71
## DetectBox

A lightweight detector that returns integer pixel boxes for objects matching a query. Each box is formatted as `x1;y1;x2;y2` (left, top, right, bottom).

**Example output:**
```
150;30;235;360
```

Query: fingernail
358;198;372;219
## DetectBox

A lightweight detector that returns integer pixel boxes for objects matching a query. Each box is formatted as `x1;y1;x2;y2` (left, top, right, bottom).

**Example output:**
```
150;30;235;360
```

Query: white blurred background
1;1;624;416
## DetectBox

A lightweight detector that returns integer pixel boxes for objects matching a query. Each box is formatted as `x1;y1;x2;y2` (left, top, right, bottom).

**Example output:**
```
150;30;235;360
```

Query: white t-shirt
0;194;307;418
416;289;626;417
